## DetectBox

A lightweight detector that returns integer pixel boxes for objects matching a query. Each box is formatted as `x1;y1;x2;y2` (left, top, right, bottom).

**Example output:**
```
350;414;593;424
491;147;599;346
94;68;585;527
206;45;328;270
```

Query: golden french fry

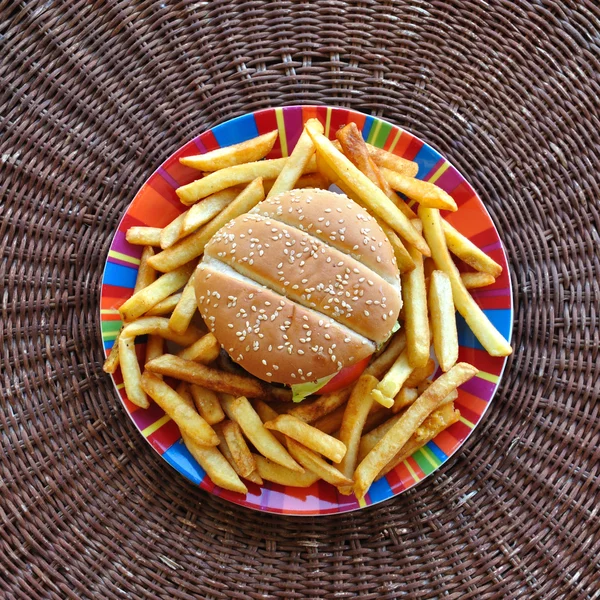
376;402;461;481
125;227;162;246
252;400;286;445
419;206;512;356
287;386;352;423
371;350;412;408
402;224;430;368
337;374;379;494
177;332;220;363
362;402;392;434
145;334;164;369
253;454;319;487
220;395;303;472
461;271;496;289
417;379;432;396
441;219;503;277
119;263;195;321
134;246;157;293
366;144;419;178
312;404;346;435
149;178;265;272
181;188;240;237
176;156;316;205
364;330;406;379
190;384;225;425
118;335;149;408
354;362;478;499
221;420;257;478
168;272;197;334
145;354;270;398
159;212;187;250
145;293;182;316
357;413;403;463
392;387;418;413
381;168;458;211
121;316;204;347
141;371;218;446
180;130;278;171
287;439;353;487
103;327;123;374
214;424;263;485
182;432;248;494
264;414;346;463
404;358;436;389
267;120;322;198
429;270;458;372
304;120;430;256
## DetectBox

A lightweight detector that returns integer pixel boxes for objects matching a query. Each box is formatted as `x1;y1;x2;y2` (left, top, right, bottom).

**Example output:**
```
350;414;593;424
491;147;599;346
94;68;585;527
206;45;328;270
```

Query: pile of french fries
104;117;511;500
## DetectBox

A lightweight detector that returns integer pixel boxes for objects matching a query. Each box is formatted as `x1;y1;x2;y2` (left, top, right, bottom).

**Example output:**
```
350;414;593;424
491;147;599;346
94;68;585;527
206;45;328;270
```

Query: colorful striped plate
101;106;513;516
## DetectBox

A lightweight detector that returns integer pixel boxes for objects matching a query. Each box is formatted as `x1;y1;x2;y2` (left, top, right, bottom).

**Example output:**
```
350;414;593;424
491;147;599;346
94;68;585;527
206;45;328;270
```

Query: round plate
100;106;513;516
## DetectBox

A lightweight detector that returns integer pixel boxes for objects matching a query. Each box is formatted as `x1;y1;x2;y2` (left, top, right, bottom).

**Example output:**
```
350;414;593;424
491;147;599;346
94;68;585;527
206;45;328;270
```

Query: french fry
263;172;329;193
149;178;265;272
134;246;157;293
214;424;263;485
366;144;419;178
180;130;278;171
121;316;204;347
337;374;379;494
419;206;512;356
145;354;270;398
402;223;430;368
287;386;352;423
354;362;478;499
177;332;220;363
364;330;406;379
182;188;239;237
429;270;459;372
381;168;458;211
190;384;225;425
145;334;164;370
125;227;162;247
461;271;496;289
252;400;286;444
102;327;123;374
376;402;461;481
357;413;403;463
267;120;322;198
119;262;195;321
312;404;346;435
264;414;347;463
176;156;316;205
145;293;182;316
159;212;187;250
183;433;248;494
417;379;432;396
287;439;353;487
168;272;197;334
221;420;257;478
363;402;392;434
304;120;430;256
253;454;319;488
220;395;303;472
118;336;148;409
404;358;436;389
441;220;503;277
371;350;412;408
392;387;418;413
141;371;218;446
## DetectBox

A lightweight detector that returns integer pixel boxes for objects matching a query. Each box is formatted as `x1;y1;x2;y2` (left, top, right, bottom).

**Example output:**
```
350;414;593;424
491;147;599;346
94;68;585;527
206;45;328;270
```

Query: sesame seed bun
195;188;402;386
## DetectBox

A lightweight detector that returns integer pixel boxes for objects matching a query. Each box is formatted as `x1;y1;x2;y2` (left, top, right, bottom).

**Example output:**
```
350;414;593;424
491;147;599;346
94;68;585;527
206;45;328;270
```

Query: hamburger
194;188;402;400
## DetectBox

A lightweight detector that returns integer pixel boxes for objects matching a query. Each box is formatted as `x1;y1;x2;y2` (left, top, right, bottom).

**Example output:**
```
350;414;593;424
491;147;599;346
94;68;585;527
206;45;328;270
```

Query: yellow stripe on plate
367;119;382;145
427;161;450;184
116;383;125;390
109;250;140;266
459;416;475;430
419;446;439;469
403;459;421;482
357;496;368;508
275;108;288;158
142;414;172;437
324;107;332;138
101;308;121;315
387;129;403;153
477;370;499;384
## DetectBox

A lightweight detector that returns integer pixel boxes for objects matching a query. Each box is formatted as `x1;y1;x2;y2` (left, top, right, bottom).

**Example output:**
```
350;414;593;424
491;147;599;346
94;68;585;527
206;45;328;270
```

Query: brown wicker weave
2;1;599;598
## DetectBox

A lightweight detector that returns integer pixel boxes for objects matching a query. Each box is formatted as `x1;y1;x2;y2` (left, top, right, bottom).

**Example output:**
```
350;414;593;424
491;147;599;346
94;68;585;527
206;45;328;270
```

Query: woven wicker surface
2;1;599;598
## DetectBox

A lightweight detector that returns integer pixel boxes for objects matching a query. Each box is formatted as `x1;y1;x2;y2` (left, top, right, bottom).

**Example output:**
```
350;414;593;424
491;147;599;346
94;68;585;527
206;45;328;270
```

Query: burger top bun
195;188;402;386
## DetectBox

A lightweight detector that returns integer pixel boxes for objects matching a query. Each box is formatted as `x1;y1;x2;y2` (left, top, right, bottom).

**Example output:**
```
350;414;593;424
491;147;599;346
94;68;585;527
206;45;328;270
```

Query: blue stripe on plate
427;441;448;462
212;113;259;147
412;144;441;180
163;440;206;485
456;309;512;351
103;262;138;289
361;115;375;142
367;475;393;504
